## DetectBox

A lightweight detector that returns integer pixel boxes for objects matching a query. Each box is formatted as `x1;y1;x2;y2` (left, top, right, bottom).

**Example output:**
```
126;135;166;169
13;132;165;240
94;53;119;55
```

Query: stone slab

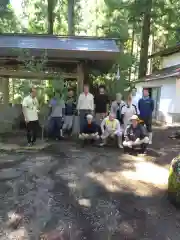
0;168;22;180
0;142;50;152
0;155;25;169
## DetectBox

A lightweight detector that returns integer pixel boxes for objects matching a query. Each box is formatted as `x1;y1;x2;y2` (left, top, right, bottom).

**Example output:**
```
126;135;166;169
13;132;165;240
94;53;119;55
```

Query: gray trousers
63;115;74;130
79;109;92;132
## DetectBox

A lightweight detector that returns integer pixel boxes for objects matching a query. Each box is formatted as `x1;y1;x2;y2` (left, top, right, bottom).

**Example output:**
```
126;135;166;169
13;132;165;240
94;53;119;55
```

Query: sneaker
118;144;123;149
149;140;152;145
99;143;105;147
27;143;32;147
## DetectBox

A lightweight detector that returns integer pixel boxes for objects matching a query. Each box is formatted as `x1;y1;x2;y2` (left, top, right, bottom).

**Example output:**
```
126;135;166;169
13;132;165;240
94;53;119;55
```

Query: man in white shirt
131;87;140;115
100;113;123;148
77;84;94;132
22;87;39;146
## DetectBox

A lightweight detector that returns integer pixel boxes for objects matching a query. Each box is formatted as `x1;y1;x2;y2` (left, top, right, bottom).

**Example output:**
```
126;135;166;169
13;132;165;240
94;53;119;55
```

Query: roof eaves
148;43;180;59
135;71;180;83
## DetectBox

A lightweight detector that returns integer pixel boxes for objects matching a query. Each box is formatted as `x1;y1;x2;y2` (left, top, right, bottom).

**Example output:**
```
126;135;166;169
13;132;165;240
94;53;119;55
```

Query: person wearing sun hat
123;114;149;154
79;114;100;142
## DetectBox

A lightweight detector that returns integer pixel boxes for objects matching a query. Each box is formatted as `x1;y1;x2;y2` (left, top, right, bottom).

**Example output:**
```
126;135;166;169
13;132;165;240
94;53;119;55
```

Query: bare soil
0;126;179;239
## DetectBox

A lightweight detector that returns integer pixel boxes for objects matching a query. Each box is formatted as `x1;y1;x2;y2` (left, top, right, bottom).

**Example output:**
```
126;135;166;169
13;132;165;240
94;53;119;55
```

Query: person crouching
79;114;100;144
123;115;149;154
100;113;123;148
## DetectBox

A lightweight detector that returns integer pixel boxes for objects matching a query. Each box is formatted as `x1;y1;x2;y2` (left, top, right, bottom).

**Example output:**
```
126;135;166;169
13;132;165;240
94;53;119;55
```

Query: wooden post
3;78;9;105
77;63;84;94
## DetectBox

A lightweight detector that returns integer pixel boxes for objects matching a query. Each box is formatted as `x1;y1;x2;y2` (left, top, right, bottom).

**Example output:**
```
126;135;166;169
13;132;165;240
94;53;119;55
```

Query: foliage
12;49;66;105
1;0;180;101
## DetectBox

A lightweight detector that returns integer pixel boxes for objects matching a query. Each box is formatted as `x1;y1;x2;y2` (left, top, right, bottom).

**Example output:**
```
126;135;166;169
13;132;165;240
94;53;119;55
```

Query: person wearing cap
123;115;149;154
100;112;123;148
79;114;100;142
110;93;125;123
138;88;154;144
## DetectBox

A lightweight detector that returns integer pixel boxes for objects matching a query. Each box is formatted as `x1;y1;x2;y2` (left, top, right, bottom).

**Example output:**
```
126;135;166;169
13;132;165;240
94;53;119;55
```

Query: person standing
131;87;140;115
110;93;125;123
63;89;76;135
48;92;65;140
121;95;137;130
22;87;39;146
138;88;154;144
77;84;94;132
94;85;109;124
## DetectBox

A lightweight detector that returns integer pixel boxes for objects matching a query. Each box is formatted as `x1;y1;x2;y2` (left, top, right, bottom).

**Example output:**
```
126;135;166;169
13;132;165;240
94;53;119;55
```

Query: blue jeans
49;117;62;138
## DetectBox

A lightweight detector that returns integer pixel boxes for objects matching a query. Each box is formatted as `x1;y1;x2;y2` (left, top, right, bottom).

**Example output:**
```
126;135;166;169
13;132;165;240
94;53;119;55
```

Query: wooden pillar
77;63;84;94
2;78;9;105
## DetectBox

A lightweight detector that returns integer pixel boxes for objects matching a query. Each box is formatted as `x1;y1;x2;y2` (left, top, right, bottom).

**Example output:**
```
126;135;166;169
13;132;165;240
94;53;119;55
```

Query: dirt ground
0;126;180;239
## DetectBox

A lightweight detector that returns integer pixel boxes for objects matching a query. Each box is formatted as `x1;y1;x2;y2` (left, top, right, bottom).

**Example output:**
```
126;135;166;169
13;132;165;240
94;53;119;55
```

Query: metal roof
137;64;180;82
149;43;180;58
0;34;120;61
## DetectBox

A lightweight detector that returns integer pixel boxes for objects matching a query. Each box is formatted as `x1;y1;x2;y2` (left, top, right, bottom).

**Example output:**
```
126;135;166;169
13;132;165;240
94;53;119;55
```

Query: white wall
136;78;176;123
162;52;180;68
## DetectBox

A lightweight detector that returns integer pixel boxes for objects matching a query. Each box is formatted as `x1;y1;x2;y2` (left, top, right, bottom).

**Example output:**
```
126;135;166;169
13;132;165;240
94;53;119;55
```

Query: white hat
86;114;93;120
130;115;139;121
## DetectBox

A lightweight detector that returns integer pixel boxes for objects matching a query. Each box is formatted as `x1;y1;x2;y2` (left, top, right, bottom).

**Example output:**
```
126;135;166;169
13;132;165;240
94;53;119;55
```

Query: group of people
22;84;154;154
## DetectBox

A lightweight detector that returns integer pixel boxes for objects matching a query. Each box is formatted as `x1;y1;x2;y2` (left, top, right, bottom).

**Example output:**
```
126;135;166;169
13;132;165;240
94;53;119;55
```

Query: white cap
86;114;93;120
109;112;115;118
130;115;139;121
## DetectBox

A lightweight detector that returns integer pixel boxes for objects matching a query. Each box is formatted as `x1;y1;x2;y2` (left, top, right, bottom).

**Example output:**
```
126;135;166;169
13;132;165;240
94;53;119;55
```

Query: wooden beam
0;69;78;80
77;63;84;93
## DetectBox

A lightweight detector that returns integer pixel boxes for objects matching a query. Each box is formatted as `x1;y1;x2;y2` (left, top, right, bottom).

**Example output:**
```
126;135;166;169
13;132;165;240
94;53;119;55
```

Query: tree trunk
128;24;135;81
68;0;75;35
47;0;55;34
138;0;153;79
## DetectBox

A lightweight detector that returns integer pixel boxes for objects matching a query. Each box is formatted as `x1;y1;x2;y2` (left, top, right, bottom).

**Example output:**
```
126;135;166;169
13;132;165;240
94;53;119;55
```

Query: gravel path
0;127;179;239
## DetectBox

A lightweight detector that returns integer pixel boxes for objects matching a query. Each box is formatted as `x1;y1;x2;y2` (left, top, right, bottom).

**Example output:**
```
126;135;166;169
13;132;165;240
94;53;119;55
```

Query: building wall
136;77;178;124
162;52;180;68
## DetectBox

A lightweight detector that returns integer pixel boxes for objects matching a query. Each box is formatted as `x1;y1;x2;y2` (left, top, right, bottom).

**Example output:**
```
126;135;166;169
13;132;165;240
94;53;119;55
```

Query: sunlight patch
122;161;168;186
78;198;91;207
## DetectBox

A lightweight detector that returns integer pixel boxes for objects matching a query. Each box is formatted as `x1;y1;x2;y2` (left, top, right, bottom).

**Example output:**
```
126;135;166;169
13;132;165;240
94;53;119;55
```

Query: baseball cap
86;114;93;120
130;115;139;121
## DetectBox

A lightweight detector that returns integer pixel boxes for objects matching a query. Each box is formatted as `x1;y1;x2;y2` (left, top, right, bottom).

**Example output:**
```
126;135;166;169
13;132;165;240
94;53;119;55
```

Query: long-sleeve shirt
132;95;140;114
124;124;147;141
81;121;99;134
101;116;121;134
77;92;94;111
110;100;125;115
121;104;137;127
65;97;76;115
49;98;65;117
138;97;154;119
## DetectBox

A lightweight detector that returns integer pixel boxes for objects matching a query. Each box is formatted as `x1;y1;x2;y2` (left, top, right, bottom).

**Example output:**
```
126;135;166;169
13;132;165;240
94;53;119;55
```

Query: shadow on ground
0;127;179;239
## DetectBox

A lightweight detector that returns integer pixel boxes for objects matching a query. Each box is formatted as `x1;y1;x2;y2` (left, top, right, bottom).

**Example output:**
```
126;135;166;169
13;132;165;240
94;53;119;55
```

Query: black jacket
81;121;99;134
124;124;147;141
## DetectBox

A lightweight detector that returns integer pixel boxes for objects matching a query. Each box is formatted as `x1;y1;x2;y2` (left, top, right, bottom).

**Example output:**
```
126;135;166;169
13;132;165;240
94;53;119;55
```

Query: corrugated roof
0;34;119;61
149;43;180;58
137;64;180;83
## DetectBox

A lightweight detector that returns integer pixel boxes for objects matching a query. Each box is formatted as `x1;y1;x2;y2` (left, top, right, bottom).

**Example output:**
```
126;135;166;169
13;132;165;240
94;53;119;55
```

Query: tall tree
47;0;56;34
138;0;153;78
67;0;75;35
